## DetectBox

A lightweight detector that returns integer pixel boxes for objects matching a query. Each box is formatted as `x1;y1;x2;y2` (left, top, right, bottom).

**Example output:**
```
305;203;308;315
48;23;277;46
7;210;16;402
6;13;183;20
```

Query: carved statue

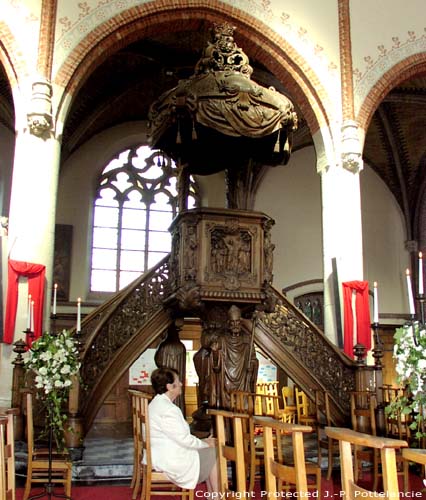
193;328;219;407
154;321;187;414
208;305;258;409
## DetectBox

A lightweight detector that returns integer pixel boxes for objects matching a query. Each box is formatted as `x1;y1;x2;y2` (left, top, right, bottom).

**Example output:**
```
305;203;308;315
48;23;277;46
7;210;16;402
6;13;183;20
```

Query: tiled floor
16;421;324;483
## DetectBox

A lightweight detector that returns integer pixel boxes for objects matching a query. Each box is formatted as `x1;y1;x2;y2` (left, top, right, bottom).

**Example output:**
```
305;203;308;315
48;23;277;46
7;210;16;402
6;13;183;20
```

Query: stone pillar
319;122;364;345
7;79;60;342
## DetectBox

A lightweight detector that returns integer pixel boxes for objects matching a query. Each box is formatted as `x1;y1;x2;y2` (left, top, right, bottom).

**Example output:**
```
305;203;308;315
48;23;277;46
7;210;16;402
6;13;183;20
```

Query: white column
320;164;363;344
8;131;61;330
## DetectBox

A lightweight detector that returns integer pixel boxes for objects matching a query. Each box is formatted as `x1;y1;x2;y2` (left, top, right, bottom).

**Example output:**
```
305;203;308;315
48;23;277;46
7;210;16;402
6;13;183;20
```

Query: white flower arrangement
386;322;426;441
24;330;81;449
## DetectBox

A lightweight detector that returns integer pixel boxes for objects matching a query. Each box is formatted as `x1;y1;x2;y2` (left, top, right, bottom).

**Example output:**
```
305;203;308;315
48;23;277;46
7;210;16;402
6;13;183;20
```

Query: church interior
1;0;426;497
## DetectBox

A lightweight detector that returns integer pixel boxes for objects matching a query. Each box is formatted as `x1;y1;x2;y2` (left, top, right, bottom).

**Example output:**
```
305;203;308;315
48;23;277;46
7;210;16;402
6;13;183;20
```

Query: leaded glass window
90;145;199;293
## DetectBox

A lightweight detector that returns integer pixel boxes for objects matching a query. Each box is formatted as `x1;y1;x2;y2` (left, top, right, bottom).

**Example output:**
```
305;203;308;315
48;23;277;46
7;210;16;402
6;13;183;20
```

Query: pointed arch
356;53;426;133
54;1;334;162
0;22;23;91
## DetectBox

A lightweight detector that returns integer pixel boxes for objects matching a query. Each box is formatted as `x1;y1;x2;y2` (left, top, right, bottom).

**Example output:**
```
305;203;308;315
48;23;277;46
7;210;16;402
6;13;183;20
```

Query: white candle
373;281;379;324
52;283;57;315
77;298;81;332
26;294;32;330
406;269;416;316
30;300;34;332
419;252;424;295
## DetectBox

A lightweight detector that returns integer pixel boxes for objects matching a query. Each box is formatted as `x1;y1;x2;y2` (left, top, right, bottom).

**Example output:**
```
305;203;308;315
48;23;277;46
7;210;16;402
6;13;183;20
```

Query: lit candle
52;283;58;315
30;300;34;332
26;294;32;330
419;252;424;295
77;298;81;332
373;281;379;324
406;269;416;316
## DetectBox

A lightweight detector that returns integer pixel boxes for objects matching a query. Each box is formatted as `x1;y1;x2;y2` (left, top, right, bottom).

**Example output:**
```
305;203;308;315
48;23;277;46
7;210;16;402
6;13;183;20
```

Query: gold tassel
274;129;280;153
176;121;182;144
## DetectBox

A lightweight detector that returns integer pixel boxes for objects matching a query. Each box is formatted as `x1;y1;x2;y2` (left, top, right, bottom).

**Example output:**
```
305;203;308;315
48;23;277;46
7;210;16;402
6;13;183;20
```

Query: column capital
405;240;418;253
341;120;363;173
27;78;54;139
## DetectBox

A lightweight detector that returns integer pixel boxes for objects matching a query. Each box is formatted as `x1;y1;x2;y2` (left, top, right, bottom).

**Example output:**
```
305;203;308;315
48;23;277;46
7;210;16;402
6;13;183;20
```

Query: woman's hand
203;436;217;447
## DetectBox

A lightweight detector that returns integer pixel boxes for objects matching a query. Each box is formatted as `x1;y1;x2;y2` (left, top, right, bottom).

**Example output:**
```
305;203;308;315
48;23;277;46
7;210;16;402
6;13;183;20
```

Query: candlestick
373;281;379;324
27;294;32;330
419;252;424;295
30;300;34;332
77;298;81;332
52;283;58;315
406;269;416;316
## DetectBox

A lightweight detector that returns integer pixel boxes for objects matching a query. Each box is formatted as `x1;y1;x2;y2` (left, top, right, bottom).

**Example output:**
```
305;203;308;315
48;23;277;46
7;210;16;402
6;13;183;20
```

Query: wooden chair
229;390;274;491
316;390;339;480
279;386;297;423
326;427;407;498
295;388;317;427
402;448;426;491
254;416;316;496
230;390;255;416
350;390;380;490
208;409;248;494
23;392;72;500
129;389;144;499
0;408;18;500
382;387;411;442
131;390;194;500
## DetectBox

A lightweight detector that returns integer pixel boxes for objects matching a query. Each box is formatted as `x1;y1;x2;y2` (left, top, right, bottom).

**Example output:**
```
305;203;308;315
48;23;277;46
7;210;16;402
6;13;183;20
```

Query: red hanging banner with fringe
342;280;371;358
3;260;45;344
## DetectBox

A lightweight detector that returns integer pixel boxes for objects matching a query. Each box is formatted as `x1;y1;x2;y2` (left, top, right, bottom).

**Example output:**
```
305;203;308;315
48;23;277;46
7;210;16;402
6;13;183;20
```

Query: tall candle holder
50;313;58;335
418;293;425;326
25;328;35;348
372;322;383;368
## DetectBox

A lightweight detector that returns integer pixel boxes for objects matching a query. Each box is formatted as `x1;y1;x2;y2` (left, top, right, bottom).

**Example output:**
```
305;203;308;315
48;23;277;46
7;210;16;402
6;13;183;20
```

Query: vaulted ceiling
1;29;426;241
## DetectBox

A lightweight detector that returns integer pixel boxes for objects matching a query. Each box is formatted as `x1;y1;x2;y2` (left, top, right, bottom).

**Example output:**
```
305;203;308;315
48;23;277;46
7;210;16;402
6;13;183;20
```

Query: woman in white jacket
149;367;219;491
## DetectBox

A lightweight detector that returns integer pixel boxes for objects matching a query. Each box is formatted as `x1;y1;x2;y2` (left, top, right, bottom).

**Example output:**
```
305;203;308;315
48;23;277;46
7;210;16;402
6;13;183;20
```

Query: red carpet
15;474;426;499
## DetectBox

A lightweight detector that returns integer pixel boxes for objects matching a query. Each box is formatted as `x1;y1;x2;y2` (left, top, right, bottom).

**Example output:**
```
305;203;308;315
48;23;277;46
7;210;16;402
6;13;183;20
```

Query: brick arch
55;0;333;141
357;53;426;133
0;21;29;93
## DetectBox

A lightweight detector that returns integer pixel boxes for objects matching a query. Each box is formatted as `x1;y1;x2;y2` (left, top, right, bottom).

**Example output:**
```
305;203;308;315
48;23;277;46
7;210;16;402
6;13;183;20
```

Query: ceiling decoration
0;26;425;233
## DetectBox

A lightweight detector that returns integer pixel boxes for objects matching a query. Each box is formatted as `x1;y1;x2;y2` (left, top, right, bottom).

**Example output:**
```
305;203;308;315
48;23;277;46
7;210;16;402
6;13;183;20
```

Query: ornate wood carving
169;208;274;304
257;287;357;419
79;257;172;414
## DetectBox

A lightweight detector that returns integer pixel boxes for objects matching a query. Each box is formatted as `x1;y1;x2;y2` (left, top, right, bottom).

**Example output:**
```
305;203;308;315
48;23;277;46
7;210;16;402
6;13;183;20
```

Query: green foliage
24;330;81;450
385;322;426;441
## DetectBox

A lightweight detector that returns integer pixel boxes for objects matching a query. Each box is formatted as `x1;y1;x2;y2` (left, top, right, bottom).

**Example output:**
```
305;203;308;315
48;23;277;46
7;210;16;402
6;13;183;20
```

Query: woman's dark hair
151;367;179;394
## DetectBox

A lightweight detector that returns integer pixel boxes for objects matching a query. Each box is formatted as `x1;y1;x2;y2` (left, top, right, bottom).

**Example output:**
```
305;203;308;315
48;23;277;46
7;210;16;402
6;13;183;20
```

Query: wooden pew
208;409;249;494
326;427;408;496
402;448;426;491
254;417;313;496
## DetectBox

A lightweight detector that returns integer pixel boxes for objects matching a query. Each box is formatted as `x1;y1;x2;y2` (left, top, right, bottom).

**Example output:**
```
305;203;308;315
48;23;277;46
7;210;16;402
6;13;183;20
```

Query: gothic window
90;145;199;293
294;292;324;331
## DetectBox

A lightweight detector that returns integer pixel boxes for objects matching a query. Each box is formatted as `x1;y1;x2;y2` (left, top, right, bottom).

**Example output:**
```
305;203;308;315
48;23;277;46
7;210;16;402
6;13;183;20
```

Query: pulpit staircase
75;255;357;435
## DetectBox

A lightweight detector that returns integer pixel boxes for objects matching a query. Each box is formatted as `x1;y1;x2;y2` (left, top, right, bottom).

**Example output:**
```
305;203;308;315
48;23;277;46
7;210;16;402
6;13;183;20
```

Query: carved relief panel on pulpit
169;208;274;306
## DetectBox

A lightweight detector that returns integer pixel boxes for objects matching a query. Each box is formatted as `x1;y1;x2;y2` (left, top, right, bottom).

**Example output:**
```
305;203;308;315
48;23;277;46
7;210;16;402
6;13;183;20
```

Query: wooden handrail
326;426;408;497
326;427;407;449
